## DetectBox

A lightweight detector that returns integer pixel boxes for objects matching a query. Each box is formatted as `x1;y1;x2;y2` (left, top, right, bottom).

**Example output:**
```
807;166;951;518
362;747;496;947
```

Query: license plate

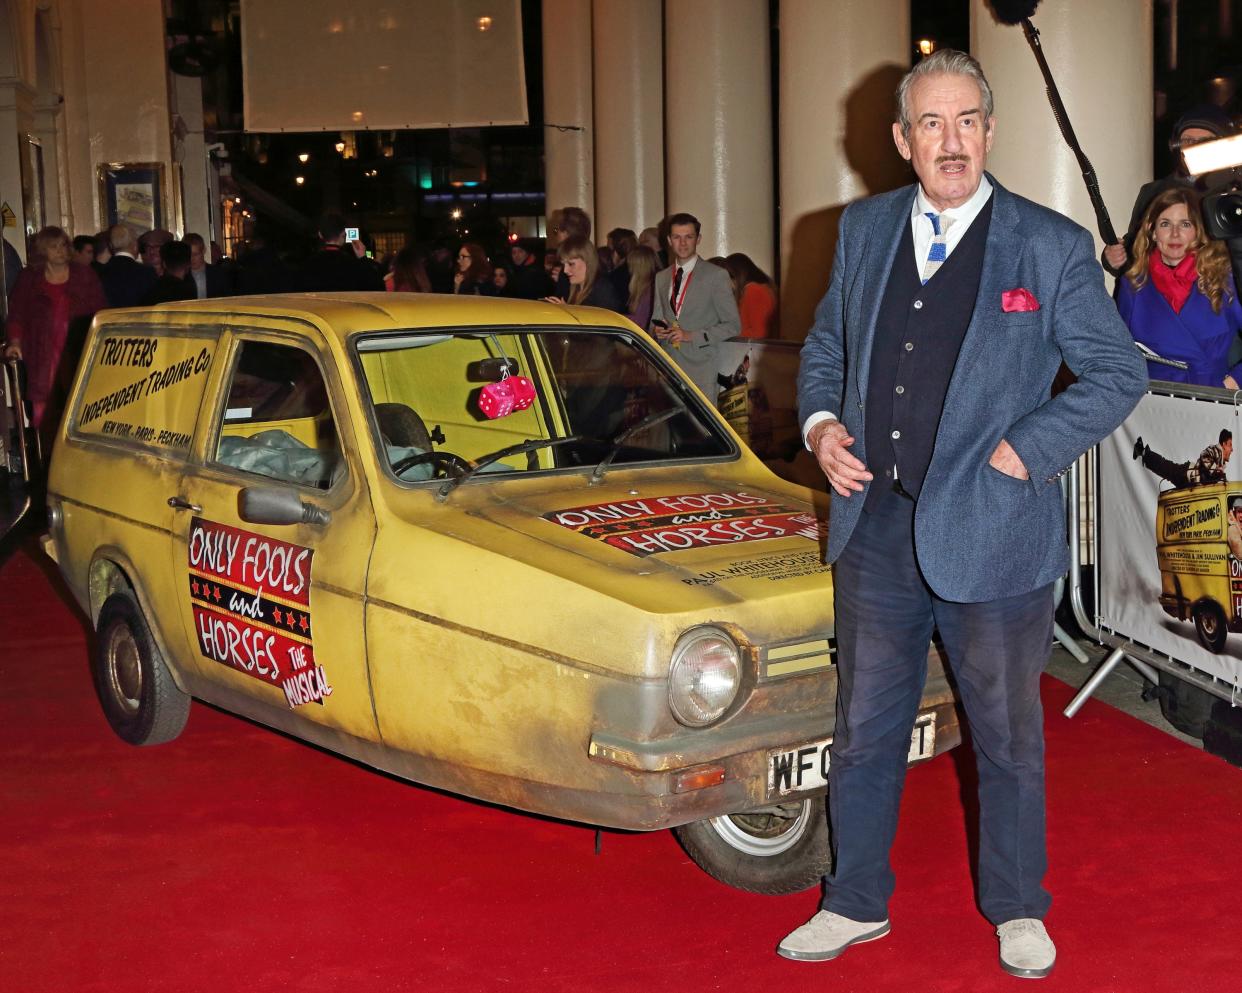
767;713;937;797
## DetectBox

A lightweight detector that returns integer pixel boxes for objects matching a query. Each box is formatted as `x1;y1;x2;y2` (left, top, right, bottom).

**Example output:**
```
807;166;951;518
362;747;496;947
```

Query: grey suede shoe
997;918;1056;978
776;910;891;962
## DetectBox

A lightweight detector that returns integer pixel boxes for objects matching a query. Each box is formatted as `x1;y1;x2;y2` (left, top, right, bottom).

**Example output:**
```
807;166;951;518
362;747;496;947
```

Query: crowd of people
0;205;776;442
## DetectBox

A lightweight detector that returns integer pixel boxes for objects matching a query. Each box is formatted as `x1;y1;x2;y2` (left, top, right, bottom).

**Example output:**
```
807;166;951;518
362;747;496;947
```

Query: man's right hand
1103;242;1127;270
807;420;872;497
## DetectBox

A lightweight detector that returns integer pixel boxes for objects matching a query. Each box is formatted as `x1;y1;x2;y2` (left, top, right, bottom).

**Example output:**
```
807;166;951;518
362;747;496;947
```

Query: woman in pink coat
3;226;107;440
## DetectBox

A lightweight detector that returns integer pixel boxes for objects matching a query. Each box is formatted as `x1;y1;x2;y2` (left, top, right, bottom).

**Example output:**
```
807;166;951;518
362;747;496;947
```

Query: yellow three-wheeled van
1156;481;1242;653
42;294;960;894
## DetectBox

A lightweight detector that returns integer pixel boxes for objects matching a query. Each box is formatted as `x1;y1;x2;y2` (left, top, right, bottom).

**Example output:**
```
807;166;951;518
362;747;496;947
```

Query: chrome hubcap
706;799;813;857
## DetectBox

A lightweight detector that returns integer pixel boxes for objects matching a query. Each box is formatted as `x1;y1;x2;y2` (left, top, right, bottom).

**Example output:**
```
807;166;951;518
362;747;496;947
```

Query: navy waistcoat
863;194;994;512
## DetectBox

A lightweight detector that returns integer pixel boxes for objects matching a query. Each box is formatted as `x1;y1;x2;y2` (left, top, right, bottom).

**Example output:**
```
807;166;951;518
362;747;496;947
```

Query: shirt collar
114;250;137;260
912;174;993;225
674;254;699;276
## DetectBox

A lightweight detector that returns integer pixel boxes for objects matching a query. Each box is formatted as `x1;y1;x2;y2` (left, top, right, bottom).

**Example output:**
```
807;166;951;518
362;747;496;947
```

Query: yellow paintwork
46;293;958;832
1155;482;1242;642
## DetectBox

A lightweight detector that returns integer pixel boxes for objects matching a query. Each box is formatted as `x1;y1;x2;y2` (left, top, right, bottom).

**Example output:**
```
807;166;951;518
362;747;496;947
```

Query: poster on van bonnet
1097;391;1242;690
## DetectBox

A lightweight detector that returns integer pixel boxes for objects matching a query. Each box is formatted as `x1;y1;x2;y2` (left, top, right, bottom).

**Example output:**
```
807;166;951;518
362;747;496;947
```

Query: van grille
761;637;834;679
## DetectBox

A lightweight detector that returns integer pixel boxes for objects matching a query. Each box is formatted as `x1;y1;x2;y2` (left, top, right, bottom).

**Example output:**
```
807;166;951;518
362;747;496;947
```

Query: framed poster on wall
98;162;166;238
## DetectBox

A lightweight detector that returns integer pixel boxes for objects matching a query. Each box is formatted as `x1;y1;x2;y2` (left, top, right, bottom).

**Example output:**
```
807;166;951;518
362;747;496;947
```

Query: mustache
936;155;970;165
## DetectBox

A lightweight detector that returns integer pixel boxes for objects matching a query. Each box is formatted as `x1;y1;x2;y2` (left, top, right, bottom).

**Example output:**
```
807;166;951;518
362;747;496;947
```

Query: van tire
672;797;830;894
1192;601;1228;654
93;591;190;745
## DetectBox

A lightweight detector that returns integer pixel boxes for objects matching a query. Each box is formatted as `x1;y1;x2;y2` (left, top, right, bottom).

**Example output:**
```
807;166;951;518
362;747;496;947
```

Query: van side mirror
238;486;331;526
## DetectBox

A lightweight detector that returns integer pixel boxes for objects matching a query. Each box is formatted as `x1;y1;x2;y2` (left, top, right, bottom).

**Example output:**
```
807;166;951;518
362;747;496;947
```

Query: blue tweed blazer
796;175;1147;603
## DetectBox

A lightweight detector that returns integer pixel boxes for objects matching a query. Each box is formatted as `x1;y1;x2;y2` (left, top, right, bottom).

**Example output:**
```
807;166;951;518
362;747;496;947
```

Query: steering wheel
391;450;474;479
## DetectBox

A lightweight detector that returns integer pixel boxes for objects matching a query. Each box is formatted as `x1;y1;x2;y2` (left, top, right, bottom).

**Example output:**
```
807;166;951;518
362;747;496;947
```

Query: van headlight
668;626;742;727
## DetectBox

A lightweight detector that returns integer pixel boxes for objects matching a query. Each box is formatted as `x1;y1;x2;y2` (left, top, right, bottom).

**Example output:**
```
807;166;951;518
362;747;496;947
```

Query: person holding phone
648;213;740;402
299;213;384;291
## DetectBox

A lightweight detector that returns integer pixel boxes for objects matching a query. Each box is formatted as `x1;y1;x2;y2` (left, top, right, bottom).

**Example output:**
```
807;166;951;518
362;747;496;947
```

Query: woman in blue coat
1118;187;1242;388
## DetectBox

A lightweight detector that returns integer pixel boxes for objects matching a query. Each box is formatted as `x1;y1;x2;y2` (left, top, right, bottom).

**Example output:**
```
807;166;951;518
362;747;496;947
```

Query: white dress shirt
802;177;995;447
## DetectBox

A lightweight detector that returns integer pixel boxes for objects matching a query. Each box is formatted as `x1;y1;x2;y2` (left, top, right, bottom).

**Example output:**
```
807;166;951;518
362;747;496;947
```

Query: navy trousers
823;485;1054;926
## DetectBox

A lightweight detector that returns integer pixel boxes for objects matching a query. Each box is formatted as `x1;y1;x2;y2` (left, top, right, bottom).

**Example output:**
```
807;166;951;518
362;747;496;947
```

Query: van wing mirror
238;486;331;526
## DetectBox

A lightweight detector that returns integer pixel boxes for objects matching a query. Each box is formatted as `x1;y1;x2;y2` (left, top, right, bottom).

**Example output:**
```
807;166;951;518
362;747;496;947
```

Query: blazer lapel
942;177;1027;405
854;186;917;402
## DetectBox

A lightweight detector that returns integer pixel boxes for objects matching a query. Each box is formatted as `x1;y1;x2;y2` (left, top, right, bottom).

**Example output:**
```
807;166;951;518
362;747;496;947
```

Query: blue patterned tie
921;212;955;284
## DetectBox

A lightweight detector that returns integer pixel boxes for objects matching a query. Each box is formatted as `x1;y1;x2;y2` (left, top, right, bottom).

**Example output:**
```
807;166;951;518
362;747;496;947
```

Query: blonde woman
548;236;623;312
3;226;107;437
624;245;657;329
1119;186;1242;388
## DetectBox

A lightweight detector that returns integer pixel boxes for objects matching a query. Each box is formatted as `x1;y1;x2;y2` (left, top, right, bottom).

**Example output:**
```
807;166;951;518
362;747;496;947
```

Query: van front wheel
672;797;830;894
1193;601;1228;654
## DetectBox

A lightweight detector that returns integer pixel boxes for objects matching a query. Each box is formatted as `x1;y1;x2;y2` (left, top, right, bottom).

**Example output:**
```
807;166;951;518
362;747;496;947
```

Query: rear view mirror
467;357;519;382
238;486;330;526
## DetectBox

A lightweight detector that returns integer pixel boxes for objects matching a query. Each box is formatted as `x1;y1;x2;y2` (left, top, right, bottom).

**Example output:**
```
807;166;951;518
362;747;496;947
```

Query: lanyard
671;267;695;316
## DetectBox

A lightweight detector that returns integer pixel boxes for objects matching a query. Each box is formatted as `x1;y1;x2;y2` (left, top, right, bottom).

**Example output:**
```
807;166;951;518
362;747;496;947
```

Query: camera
1181;133;1242;240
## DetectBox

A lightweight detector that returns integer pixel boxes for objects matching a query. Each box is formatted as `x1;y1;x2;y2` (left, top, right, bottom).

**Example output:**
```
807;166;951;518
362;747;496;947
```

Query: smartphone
345;226;360;243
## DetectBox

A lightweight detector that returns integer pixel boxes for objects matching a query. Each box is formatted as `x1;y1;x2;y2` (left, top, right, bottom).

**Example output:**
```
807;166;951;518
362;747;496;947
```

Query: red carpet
2;540;1239;993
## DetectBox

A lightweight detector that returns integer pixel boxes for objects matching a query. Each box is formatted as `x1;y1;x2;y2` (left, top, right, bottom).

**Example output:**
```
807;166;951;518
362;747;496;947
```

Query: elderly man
99;225;157;308
780;50;1146;978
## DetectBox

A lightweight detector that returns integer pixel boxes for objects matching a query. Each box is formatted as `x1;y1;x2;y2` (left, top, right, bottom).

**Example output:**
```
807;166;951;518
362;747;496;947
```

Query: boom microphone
987;0;1117;245
991;0;1042;25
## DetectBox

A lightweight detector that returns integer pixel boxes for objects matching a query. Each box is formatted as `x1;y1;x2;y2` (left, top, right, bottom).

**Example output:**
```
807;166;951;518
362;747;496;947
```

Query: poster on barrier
1098;390;1242;690
713;338;804;461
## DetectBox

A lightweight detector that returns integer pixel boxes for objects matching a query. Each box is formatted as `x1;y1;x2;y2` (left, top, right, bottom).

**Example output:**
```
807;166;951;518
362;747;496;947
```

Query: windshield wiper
589;406;686;484
437;436;583;499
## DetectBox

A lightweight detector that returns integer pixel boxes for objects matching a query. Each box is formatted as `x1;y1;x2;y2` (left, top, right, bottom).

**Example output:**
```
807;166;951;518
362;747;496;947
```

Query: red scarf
1148;250;1198;314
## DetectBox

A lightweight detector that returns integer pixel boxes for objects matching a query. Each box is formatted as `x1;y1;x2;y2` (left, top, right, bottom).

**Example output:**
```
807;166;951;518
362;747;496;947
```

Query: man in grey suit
778;50;1145;978
649;213;740;401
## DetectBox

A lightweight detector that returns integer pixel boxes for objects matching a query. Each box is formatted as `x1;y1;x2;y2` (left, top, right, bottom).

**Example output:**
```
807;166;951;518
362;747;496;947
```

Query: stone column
972;0;1153;257
591;0;663;240
173;73;212;241
778;0;910;340
664;0;773;272
543;0;595;229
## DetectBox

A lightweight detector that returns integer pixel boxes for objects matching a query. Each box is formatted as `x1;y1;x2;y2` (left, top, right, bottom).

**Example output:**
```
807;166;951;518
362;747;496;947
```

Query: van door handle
167;496;203;513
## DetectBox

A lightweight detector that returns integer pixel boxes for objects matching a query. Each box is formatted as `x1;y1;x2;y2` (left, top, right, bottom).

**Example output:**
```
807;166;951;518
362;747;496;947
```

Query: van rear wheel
672;797;830;894
1193;601;1228;654
93;591;190;745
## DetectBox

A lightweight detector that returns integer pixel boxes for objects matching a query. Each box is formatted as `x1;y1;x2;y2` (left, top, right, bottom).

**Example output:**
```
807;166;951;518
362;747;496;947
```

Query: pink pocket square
1002;288;1040;313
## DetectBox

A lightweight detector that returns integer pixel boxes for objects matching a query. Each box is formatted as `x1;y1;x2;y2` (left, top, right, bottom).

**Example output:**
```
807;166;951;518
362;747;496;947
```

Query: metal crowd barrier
1;356;40;541
1063;383;1241;718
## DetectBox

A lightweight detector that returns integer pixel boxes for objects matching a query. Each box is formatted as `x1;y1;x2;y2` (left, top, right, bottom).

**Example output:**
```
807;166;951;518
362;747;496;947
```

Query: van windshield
354;328;734;481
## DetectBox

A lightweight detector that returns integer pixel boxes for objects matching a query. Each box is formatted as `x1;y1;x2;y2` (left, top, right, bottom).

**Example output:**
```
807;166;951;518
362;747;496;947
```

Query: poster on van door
1097;391;1242;689
187;517;333;709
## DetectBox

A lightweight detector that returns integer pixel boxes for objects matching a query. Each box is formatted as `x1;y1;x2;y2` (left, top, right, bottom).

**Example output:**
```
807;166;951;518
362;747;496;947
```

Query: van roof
93;292;636;338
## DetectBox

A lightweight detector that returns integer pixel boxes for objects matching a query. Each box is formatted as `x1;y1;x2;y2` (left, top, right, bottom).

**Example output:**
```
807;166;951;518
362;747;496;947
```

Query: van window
356;328;731;482
212;340;341;490
73;332;215;453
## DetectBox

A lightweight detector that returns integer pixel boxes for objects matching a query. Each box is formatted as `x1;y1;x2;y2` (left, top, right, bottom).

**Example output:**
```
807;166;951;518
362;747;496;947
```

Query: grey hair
895;49;994;138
